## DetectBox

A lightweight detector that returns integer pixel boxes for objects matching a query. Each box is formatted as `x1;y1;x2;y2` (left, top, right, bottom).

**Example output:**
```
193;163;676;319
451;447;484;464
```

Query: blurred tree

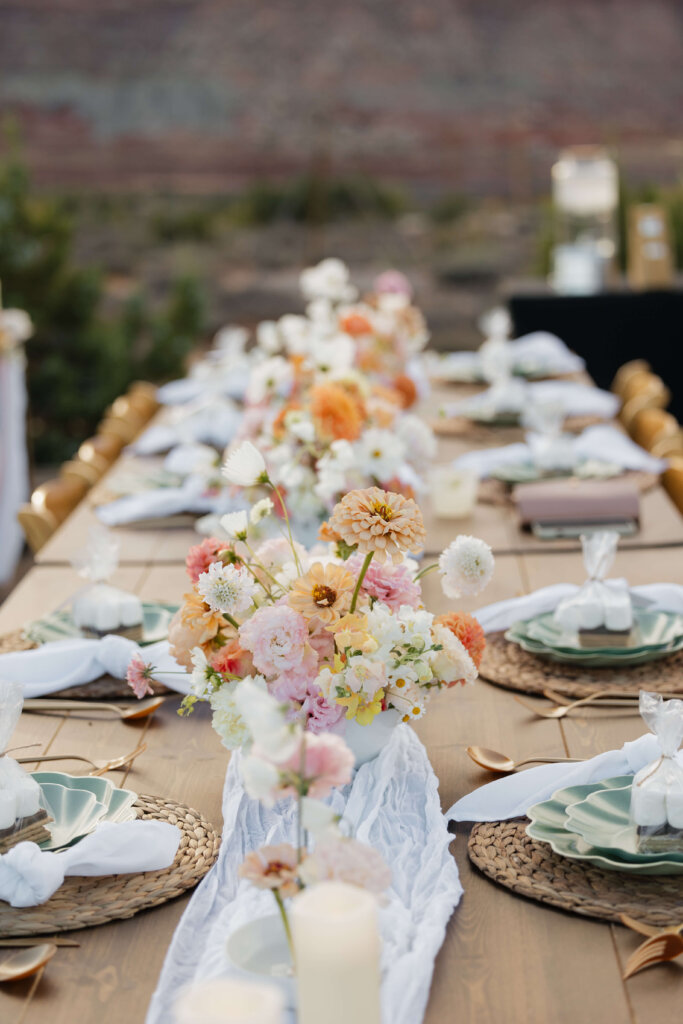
0;149;205;463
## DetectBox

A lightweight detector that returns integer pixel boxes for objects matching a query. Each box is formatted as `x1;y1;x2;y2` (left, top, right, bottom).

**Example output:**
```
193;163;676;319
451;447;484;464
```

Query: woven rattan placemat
479;632;683;699
468;819;683;927
0;630;172;699
0;794;220;937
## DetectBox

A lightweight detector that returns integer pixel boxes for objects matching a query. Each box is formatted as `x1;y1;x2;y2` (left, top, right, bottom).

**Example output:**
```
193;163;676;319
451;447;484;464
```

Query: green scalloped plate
24;601;178;647
526;776;683;875
566;785;683;863
33;772;137;851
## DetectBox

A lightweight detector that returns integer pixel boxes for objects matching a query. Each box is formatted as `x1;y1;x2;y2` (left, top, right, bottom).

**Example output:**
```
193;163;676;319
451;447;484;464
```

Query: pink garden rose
302;689;346;734
209;637;254;678
276;732;354;799
347;553;421;611
270;643;319;702
185;537;224;583
239;605;310;677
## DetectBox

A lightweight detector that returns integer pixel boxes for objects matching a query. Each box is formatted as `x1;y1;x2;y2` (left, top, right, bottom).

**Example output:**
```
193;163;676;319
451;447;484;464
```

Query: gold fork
622;932;683;979
513;693;642;719
543;687;682;707
18;742;147;777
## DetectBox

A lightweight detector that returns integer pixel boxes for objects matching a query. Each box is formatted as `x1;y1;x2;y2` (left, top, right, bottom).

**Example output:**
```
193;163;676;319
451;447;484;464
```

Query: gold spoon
22;696;166;721
0;943;57;983
513;693;641;719
466;745;581;773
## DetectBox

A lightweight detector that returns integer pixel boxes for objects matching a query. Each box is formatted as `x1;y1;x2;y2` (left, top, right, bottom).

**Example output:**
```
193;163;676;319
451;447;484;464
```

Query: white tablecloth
0;350;30;585
147;726;462;1024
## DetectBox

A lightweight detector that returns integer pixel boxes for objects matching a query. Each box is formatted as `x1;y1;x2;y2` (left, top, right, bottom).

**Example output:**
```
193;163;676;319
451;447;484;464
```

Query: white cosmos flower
353;428;406;481
308;333;355;377
438;535;494;598
197;561;258;614
278;314;311;356
256;320;282;354
223;441;268;487
250;497;273;524
286;411;316;443
300;258;357;303
220;509;249;540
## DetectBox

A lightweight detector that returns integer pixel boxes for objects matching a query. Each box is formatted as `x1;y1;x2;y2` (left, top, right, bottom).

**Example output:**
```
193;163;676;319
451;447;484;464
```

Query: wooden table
2;546;682;1023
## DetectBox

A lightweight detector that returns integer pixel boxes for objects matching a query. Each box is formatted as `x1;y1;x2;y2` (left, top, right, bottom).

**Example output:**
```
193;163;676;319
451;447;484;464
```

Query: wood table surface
2;545;683;1023
3;369;683;1023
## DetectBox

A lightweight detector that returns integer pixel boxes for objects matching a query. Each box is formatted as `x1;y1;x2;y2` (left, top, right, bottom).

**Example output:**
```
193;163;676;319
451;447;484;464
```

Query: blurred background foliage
0;152;206;463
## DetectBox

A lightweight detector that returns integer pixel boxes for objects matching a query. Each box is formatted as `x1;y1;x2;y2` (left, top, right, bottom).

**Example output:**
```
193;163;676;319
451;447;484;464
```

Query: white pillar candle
429;466;478;519
173;978;284;1024
290;881;381;1024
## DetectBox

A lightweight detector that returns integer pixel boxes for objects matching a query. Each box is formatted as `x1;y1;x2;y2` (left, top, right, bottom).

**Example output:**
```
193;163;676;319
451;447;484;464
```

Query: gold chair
663;456;683;515
620;383;671;433
59;459;101;488
77;435;123;478
631;408;679;452
99;415;140;445
651;432;683;459
127;381;159;420
17;505;59;553
612;360;651;398
31;476;89;525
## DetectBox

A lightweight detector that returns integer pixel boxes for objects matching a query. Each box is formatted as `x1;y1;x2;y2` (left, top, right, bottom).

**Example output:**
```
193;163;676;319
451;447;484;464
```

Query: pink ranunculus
302;689;346;734
239;605;310;678
185;537;224;583
347;553;422;611
209;637;254;678
278;732;354;799
374;269;412;298
270;643;319;702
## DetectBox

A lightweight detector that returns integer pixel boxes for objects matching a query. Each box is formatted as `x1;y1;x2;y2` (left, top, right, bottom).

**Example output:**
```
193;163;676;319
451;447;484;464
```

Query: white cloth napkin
96;475;240;527
0;819;180;907
132;401;241;455
147;726;462;1024
454;424;666;478
0;636;190;698
163;443;218;477
447;733;669;822
474;582;683;635
156;367;250;406
447;380;620;421
436;332;585;379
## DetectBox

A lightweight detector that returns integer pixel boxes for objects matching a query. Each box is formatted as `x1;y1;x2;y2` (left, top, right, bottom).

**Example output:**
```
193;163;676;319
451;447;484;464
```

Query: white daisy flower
220;509;249;540
353;428;406;482
197;561;258;614
300;258;357;303
438;535;494;598
249;497;273;525
222;441;268;487
246;356;293;404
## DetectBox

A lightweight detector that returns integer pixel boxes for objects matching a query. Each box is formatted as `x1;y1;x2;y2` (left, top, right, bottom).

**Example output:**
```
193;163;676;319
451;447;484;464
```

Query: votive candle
290;881;381;1024
173;977;284;1024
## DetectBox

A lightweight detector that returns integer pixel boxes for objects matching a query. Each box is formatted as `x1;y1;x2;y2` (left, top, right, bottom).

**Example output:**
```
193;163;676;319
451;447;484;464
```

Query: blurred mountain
1;0;683;194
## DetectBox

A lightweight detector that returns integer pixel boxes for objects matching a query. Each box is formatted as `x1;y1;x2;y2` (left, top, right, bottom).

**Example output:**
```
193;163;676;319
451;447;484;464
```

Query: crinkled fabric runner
146;725;462;1024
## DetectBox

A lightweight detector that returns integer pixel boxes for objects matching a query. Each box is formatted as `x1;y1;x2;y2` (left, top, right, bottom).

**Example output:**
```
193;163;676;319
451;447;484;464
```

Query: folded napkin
1;819;180;907
96;475;240;527
447;380;620;421
132;401;241;455
156;367;249;406
474;582;683;634
163;443;219;477
437;332;585;379
454;424;666;478
0;636;190;698
447;733;675;822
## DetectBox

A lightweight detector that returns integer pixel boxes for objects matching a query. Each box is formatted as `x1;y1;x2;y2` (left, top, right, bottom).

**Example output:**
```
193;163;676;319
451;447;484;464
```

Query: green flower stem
274;889;296;965
350;551;374;613
267;481;303;575
413;562;438;583
223;611;240;630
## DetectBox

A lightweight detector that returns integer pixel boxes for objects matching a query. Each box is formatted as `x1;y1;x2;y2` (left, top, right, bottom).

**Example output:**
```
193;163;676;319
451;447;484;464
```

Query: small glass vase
225;912;295;1009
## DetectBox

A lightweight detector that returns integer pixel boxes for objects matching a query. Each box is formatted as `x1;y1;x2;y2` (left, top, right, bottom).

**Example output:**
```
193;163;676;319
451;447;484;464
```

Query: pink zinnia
239;605;310;678
347;553;422;611
126;654;155;699
185;537;224;583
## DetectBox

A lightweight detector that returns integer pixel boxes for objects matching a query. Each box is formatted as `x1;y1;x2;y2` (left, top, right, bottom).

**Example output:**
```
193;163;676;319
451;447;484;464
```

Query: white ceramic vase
225;912;295;1008
343;708;402;767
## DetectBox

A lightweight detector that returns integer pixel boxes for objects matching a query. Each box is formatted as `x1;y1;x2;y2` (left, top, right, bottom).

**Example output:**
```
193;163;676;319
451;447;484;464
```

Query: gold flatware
620;913;683;939
466;745;581;773
18;741;147;776
0;943;57;983
622;932;683;979
513;693;642;719
22;696;166;722
543;687;682;707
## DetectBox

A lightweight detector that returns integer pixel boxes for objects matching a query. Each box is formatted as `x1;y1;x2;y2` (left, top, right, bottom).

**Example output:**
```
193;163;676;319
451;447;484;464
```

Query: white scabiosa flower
222;441;268;487
197;561;258;614
438;535;494;598
250;497;274;525
220;509;249;540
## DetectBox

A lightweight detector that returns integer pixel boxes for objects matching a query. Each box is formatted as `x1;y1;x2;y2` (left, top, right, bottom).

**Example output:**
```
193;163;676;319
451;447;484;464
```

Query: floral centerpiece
129;444;494;764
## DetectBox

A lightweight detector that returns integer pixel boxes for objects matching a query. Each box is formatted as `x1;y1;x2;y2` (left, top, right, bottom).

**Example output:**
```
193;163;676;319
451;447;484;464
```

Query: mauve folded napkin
514;477;640;526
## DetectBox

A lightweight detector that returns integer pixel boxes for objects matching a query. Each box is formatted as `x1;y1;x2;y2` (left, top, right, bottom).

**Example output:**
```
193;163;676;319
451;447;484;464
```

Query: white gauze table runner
147;725;462;1024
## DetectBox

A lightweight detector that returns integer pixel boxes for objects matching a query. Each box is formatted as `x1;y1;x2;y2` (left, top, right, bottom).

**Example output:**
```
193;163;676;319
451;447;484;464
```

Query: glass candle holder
429;467;479;519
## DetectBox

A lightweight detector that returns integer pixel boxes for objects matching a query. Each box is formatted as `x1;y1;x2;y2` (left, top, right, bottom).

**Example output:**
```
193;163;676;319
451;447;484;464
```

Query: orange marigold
310;384;363;442
434;612;486;670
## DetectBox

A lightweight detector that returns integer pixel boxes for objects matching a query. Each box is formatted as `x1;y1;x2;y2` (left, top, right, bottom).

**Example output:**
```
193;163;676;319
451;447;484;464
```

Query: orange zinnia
310;384;363;442
434;611;486;669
